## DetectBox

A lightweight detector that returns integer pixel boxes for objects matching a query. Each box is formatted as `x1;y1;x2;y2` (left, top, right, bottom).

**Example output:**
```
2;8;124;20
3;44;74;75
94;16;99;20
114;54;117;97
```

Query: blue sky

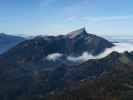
0;0;133;36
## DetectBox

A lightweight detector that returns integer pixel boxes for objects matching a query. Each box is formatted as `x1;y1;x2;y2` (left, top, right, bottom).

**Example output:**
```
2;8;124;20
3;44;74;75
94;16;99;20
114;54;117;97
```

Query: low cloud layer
67;43;133;62
46;53;63;61
46;43;133;62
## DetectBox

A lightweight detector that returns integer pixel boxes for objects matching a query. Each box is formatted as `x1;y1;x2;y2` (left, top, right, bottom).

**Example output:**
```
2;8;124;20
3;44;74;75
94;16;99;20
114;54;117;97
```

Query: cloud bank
46;53;63;61
67;43;133;62
46;43;133;62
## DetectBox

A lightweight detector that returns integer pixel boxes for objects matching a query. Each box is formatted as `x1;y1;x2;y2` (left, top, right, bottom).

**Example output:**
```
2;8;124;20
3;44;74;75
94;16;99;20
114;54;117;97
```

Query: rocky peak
67;27;88;39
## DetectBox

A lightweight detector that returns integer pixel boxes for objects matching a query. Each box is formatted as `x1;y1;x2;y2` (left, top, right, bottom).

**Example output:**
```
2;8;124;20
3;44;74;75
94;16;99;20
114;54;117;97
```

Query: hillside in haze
0;33;26;54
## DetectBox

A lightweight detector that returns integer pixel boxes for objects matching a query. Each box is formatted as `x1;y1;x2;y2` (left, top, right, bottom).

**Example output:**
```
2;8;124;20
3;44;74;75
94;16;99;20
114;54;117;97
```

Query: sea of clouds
46;43;133;62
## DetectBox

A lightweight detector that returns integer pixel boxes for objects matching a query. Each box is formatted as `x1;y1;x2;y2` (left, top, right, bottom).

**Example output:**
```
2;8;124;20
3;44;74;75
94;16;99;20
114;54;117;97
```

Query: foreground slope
32;52;133;100
0;51;133;100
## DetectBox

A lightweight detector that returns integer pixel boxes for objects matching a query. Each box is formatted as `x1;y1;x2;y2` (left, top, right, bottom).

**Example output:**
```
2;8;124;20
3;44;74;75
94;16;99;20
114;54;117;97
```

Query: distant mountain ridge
0;33;26;54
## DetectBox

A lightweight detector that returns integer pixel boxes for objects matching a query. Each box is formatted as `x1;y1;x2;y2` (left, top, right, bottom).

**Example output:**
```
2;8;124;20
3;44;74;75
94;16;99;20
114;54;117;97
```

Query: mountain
0;28;114;77
66;28;114;55
0;33;26;54
1;28;114;63
0;28;116;100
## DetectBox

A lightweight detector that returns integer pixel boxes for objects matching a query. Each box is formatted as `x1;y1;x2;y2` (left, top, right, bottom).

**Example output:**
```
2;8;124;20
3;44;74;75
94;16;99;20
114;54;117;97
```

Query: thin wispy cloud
84;15;133;22
66;15;133;22
59;0;133;23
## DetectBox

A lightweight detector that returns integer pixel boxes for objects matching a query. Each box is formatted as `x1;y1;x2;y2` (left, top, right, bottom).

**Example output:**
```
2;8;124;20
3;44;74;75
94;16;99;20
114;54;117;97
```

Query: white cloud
67;52;95;62
45;43;133;63
66;15;133;23
67;43;133;62
46;53;63;61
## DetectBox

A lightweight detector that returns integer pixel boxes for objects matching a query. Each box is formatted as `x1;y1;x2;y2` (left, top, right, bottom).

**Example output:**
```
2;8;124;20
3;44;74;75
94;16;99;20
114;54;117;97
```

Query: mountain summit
66;28;114;55
67;27;87;39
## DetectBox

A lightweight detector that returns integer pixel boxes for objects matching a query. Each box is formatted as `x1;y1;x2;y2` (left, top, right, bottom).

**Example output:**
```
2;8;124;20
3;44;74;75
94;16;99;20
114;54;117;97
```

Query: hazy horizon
1;28;133;37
